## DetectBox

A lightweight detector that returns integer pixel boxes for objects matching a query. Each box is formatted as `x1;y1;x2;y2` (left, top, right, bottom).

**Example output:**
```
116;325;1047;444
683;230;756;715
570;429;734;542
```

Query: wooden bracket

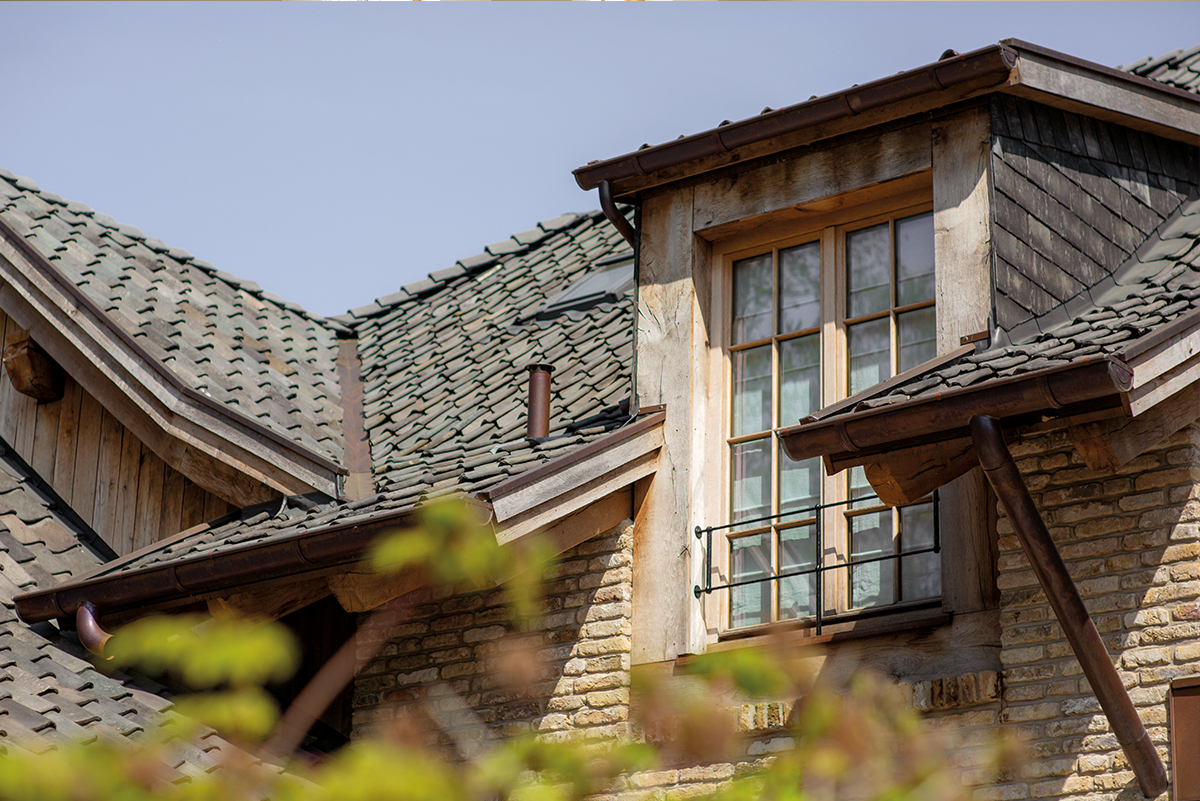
2;329;65;403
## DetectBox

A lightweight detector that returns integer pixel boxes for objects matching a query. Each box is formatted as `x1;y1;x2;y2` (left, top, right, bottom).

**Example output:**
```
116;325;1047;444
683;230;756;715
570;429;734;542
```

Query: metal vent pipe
969;415;1168;798
526;364;554;439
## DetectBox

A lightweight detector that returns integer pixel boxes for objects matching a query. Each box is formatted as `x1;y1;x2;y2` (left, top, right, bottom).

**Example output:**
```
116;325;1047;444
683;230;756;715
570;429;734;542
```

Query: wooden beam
858;439;980;507
693;123;932;237
1005;47;1200;145
1123;322;1200;417
208;575;333;622
327;567;430;614
1071;383;1200;470
2;329;64;403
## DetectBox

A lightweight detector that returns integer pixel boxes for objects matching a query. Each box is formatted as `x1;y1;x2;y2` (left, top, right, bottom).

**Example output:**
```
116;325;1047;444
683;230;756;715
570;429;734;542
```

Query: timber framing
0;218;344;508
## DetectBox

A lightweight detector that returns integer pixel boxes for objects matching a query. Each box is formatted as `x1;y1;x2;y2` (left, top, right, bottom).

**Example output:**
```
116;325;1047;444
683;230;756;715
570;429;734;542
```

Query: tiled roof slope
1124;44;1200;94
0;438;247;776
0;170;344;464
820;194;1200;418
61;209;636;576
350;210;632;486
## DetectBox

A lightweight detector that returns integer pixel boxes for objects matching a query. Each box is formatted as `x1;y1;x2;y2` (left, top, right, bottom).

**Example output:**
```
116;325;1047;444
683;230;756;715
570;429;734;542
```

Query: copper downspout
969;416;1168;798
76;602;112;658
598;180;636;249
526;364;554;439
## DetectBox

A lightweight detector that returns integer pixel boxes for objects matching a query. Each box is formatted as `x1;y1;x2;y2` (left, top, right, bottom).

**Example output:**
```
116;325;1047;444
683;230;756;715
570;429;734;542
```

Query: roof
0;437;248;776
781;192;1200;472
1124;44;1200;94
0;170;345;467
14;209;643;623
575;39;1200;201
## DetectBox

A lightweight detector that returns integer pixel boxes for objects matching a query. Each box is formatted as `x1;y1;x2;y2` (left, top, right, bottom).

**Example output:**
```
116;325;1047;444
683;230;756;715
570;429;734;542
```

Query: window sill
697;601;949;659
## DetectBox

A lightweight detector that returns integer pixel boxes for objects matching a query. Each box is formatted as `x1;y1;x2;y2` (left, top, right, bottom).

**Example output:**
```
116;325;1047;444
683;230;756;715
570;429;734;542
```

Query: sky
2;3;1197;318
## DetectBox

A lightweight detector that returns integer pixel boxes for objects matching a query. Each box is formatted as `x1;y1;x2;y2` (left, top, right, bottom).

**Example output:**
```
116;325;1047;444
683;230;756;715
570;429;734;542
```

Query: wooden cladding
0;308;233;555
1171;675;1200;801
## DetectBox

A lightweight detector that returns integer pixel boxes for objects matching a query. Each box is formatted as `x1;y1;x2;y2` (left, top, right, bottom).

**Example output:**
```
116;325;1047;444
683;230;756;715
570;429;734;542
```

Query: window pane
779;242;820;334
847;317;890;396
849;465;877;509
731;439;771;530
900;503;940;600
780;334;819;425
850;510;895;608
732;346;772;437
779;525;817;620
731;533;770;628
896;212;935;306
780;450;820;516
898;306;936;373
847;223;890;318
733;253;773;345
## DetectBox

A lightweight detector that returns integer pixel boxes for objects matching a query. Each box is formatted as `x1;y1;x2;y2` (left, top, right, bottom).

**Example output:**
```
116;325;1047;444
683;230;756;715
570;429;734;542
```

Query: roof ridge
0;169;344;334
332;208;612;325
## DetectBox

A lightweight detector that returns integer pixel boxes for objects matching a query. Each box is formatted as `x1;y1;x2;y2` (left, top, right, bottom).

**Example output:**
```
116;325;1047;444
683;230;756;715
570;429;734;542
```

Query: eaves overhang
575;38;1200;202
780;357;1129;469
14;411;667;626
0;216;346;507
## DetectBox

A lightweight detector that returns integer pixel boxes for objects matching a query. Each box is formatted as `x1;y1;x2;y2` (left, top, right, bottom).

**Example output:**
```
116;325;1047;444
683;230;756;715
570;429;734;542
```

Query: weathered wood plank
210;575;332;621
179;480;208;532
158;465;186;539
0;311;21;447
132;444;165;552
694;124;932;236
1128;350;1200;416
30;392;61;482
932;106;1000;616
633;186;700;664
1072;383;1200;469
91;408;124;545
70;390;104;527
52;377;83;503
1007;52;1200;143
114;426;143;556
203;490;231;524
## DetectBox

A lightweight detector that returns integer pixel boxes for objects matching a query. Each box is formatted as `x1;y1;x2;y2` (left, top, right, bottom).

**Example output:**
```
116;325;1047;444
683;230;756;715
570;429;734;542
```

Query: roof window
536;252;633;319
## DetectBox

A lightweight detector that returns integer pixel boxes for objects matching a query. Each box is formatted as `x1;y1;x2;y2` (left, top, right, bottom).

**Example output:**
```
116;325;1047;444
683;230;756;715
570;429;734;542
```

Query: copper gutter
780;356;1130;464
573;43;1017;194
13;507;420;624
970;416;1168;798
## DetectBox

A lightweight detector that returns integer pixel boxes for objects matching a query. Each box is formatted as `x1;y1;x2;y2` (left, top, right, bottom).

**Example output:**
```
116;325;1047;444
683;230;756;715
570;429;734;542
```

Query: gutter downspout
969;415;1168;798
76;602;112;658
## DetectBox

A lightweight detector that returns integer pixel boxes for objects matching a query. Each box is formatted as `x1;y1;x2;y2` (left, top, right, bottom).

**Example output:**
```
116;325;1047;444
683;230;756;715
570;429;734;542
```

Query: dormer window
722;202;939;630
536;252;634;320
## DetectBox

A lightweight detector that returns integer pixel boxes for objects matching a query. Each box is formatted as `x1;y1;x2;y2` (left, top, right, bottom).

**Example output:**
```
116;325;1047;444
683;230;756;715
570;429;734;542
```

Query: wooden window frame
710;194;940;637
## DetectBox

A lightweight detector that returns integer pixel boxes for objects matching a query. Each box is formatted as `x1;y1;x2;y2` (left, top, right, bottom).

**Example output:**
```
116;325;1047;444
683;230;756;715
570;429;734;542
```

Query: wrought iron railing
693;491;939;636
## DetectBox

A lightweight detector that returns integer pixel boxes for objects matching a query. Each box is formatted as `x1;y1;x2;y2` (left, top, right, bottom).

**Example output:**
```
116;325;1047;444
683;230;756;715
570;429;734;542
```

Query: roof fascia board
1119;310;1200;417
0;225;342;504
1002;42;1200;144
573;44;1018;200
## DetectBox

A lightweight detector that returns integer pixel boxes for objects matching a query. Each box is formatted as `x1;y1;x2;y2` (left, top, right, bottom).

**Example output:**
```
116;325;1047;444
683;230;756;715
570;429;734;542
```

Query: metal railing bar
693;543;940;597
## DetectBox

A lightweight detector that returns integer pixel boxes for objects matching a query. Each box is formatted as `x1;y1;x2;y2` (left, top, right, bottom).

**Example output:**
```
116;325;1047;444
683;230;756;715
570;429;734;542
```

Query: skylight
536;252;634;319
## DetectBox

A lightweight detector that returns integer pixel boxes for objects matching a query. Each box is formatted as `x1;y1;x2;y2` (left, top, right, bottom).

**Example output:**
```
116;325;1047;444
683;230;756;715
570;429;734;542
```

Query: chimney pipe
526;364;554;439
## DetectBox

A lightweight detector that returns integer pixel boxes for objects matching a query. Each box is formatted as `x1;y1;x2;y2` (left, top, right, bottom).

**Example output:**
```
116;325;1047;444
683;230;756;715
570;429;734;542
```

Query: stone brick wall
351;520;634;752
990;423;1200;800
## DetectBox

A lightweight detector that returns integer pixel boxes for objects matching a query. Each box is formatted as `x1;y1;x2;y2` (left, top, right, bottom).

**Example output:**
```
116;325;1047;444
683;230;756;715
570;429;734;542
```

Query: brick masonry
990;423;1200;800
352;520;635;753
351;424;1199;799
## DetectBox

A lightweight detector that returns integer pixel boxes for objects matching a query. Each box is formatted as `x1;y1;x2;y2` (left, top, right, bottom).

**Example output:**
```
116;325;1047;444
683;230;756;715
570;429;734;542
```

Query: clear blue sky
2;3;1197;317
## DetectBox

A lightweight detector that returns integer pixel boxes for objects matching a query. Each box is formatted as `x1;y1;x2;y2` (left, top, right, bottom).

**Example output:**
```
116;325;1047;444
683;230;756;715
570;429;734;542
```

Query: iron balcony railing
694;491;939;636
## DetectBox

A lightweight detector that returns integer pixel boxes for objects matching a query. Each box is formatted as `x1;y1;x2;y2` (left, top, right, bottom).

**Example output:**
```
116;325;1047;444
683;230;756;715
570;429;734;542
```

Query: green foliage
0;499;1011;801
